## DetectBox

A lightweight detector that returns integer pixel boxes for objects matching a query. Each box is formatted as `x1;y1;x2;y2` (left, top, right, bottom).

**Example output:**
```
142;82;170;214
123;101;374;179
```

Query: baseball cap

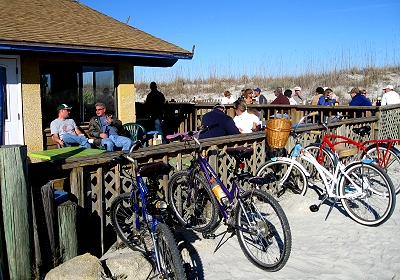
294;86;301;91
57;104;72;111
383;85;394;90
348;87;359;94
213;103;226;110
253;88;261;93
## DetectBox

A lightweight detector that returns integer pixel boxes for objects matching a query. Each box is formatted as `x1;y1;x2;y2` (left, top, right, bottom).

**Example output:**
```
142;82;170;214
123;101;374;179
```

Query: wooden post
58;201;78;262
0;145;31;280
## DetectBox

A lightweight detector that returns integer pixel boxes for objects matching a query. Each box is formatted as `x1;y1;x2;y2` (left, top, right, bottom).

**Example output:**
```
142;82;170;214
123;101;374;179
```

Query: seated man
89;103;132;151
348;87;374;117
51;104;99;148
199;103;240;139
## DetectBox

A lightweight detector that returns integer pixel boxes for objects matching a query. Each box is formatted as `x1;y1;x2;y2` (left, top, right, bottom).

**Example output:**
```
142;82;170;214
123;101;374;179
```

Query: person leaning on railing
198;103;240;139
348;87;374;117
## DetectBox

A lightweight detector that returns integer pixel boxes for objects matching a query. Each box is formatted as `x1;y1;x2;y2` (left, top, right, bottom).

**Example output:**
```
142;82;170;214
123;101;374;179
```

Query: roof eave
0;41;193;64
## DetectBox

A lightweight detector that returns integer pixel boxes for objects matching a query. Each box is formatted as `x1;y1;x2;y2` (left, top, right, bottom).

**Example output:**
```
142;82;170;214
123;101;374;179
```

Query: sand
175;188;400;280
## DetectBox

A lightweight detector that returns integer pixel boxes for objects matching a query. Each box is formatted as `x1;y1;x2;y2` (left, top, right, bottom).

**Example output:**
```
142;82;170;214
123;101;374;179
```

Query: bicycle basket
265;118;292;148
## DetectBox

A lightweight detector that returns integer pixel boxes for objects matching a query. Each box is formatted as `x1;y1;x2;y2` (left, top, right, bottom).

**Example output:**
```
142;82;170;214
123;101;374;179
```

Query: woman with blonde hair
243;89;254;104
221;90;234;104
233;100;260;133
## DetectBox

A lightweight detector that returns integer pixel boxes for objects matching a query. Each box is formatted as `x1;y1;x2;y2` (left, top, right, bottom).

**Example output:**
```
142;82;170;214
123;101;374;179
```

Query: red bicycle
304;114;400;194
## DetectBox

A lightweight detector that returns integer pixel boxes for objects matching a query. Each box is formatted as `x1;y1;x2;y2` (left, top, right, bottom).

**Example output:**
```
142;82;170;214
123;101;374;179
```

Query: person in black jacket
88;103;132;151
199;103;240;139
145;82;166;143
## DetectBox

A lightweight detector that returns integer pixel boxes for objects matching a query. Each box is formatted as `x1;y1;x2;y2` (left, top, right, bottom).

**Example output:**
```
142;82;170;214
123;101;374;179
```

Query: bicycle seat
352;126;371;137
226;147;254;161
140;162;171;178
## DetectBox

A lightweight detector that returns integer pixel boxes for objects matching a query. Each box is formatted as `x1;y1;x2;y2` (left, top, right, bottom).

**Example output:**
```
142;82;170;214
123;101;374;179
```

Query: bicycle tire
235;189;292;271
363;144;400;195
339;161;396;226
168;170;219;232
110;192;151;253
303;144;337;183
154;223;186;280
255;159;308;196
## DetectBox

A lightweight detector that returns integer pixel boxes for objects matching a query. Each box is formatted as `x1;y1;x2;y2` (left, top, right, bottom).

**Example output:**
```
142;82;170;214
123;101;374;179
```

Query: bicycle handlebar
107;140;143;169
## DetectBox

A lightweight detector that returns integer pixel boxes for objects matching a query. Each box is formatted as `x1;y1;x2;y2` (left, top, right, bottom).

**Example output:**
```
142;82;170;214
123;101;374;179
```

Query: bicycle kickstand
324;198;339;221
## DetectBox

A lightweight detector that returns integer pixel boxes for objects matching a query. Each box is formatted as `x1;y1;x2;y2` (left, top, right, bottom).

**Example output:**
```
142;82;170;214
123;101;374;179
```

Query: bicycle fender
272;157;311;177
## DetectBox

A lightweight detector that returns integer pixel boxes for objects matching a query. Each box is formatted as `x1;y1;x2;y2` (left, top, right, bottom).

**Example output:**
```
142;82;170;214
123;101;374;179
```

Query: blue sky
81;0;400;82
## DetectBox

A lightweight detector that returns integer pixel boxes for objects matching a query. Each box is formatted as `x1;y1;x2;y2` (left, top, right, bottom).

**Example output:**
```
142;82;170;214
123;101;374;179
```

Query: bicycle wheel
303;144;337;183
235;189;292;271
363;144;400;194
255;159;308;196
168;170;219;232
154;223;186;280
339;161;396;226
110;192;151;253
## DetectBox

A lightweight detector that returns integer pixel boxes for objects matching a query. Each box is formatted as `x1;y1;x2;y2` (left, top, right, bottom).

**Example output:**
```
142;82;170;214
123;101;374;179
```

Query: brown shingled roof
0;0;193;59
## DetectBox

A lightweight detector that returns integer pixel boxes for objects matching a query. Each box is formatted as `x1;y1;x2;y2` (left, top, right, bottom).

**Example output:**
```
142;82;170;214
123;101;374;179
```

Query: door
0;56;23;145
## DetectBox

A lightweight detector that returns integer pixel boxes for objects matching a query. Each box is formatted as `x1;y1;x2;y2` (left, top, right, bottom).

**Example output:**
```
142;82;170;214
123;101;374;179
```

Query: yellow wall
117;62;136;124
20;57;43;158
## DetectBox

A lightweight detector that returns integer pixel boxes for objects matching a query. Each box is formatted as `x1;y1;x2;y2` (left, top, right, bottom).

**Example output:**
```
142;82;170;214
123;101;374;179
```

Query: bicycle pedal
310;204;319;212
202;232;216;239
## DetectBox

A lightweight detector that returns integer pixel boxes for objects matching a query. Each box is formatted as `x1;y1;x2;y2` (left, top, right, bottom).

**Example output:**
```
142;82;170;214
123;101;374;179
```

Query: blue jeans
101;135;132;151
62;134;91;148
154;119;166;144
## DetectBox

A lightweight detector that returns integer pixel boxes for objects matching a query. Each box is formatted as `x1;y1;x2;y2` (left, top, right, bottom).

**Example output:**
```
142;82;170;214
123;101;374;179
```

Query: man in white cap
293;86;304;104
381;85;400;105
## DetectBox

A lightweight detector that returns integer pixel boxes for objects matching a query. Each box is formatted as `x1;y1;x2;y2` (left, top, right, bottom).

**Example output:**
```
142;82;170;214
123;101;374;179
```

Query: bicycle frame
316;115;400;168
183;138;260;233
292;143;367;200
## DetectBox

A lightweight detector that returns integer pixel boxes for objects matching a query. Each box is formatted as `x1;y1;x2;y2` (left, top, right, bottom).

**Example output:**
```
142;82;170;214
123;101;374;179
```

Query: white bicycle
256;113;396;226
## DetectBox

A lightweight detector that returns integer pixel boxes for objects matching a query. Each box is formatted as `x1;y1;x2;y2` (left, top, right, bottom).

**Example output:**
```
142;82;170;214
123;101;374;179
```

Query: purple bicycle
167;126;292;271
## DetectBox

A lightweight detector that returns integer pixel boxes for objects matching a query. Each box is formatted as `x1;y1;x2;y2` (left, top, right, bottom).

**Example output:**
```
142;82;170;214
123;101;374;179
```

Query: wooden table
30;147;106;161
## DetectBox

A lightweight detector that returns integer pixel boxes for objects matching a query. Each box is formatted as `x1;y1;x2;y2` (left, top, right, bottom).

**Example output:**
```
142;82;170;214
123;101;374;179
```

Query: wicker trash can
265;118;292;148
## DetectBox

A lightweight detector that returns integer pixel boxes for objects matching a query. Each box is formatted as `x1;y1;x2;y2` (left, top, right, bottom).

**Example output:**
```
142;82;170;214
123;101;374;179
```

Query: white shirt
221;96;235;104
288;97;297;105
381;90;400;105
233;111;260;133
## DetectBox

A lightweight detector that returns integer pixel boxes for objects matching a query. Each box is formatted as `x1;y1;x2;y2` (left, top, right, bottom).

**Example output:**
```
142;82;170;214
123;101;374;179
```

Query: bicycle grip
310;130;323;135
308;112;319;117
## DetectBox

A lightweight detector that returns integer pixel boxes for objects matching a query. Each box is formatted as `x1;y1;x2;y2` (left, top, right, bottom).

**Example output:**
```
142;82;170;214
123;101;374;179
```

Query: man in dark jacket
348;87;374;117
145;82;166;143
89;103;132;151
199;103;240;139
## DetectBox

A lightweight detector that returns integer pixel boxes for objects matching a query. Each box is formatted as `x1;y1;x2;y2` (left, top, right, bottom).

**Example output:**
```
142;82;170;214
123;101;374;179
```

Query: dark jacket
349;94;374;117
199;109;240;139
145;89;165;120
88;116;125;138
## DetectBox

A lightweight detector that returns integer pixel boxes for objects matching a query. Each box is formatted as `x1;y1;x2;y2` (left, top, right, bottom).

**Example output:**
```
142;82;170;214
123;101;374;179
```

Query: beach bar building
0;0;193;155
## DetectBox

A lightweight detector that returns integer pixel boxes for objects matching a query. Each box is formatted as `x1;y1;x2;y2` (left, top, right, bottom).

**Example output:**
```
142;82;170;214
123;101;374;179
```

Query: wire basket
265;118;292;148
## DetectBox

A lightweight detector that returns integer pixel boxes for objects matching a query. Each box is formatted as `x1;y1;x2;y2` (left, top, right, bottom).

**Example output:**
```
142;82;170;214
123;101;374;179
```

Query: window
40;62;115;127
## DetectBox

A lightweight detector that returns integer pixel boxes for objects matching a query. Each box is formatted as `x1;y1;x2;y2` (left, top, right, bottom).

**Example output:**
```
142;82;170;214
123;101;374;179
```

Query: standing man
145;82;166;143
51;104;99;148
253;88;267;104
293;86;304;104
199;103;240;139
381;85;400;105
88;103;132;151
